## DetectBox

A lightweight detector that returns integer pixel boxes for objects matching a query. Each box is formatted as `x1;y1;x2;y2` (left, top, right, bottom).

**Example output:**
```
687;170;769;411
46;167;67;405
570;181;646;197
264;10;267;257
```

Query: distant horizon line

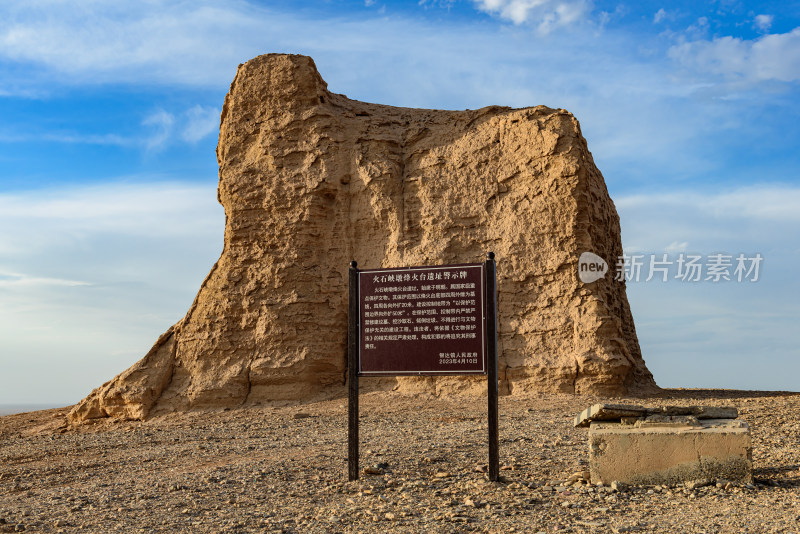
2;385;800;417
0;403;70;416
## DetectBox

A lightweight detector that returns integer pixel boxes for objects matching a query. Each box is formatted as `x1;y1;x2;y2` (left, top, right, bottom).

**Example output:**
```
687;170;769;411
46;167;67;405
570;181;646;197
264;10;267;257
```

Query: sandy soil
1;389;798;533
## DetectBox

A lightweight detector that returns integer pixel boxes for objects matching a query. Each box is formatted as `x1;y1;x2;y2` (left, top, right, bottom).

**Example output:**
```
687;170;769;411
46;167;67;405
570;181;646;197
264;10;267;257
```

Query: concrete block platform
588;418;752;485
576;404;753;485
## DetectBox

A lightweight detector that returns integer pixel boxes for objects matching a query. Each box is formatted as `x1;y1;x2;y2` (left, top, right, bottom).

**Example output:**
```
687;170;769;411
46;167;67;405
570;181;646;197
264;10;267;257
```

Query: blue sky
1;0;798;405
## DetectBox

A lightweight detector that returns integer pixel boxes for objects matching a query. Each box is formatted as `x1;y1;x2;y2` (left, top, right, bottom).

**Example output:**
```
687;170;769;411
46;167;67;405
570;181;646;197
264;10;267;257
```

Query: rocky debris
2;392;800;532
69;53;655;423
574;404;648;427
576;403;752;486
633;415;703;427
684;479;713;490
650;406;738;419
574;403;738;428
363;465;386;476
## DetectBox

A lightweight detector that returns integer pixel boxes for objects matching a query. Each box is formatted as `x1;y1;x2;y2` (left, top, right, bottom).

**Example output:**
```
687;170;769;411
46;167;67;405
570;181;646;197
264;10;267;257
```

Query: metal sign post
485;252;499;482
347;261;360;481
347;253;500;481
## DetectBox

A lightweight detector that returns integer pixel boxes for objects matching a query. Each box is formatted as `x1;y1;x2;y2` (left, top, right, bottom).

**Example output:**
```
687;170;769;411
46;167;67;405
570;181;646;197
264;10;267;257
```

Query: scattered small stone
363;466;385;475
611;481;626;492
292;412;312;419
566;472;584;484
0;393;795;532
685;479;712;490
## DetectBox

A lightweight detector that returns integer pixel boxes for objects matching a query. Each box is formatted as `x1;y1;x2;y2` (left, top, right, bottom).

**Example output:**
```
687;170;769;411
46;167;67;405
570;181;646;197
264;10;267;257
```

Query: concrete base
588;419;753;485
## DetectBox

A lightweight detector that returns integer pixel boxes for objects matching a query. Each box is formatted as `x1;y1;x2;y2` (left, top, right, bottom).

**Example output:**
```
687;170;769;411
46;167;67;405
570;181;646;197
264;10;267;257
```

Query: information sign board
358;263;486;375
347;254;499;482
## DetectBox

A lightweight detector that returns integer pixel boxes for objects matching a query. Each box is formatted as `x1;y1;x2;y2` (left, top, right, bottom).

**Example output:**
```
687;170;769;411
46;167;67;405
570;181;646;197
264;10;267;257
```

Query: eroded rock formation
70;54;656;422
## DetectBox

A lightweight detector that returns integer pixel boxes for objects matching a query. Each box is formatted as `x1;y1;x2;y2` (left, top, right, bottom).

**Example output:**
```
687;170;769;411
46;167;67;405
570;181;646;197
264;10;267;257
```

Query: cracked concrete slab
587;418;753;485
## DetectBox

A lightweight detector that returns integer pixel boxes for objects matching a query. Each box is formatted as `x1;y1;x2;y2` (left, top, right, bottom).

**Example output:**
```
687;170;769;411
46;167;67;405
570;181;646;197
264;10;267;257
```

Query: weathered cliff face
70;53;656;422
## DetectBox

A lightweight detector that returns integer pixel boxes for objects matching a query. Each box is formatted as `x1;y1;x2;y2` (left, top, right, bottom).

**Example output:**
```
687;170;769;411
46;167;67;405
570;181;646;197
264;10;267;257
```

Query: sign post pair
347;253;499;481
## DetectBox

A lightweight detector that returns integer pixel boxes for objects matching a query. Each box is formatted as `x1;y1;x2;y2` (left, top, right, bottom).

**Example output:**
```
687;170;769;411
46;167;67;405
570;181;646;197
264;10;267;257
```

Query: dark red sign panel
358;263;486;375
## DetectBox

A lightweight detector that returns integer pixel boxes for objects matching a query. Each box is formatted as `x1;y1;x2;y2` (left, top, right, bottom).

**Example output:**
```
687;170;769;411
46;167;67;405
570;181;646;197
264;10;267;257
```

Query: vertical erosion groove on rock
69;53;657;423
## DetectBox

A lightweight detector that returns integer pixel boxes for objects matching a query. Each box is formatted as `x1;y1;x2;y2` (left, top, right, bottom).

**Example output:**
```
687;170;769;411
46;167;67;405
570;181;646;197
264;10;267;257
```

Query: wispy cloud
0;180;223;242
142;109;175;152
0;1;265;87
0;105;219;149
0;180;224;404
614;184;800;390
0;270;90;288
753;14;774;32
664;241;688;253
616;185;800;223
0;0;593;91
0;0;791;193
0;130;132;145
669;27;800;84
472;0;591;32
0;0;798;399
181;105;220;144
142;106;220;150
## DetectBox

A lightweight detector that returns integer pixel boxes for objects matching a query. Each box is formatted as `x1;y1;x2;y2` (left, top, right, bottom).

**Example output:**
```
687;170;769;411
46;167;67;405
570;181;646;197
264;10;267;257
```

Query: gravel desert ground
1;389;798;533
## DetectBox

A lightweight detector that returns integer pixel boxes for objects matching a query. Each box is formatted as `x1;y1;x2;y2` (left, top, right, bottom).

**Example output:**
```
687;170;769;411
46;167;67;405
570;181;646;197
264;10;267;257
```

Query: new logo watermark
578;252;608;283
578;252;763;283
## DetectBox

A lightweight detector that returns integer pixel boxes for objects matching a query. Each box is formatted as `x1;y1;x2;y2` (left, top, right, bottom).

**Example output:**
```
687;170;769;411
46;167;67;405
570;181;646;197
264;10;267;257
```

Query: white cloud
0;181;222;244
664;241;688;253
472;0;592;32
616;185;800;223
418;0;456;7
142;109;175;151
753;14;773;32
0;105;218;148
0;0;797;399
0;271;90;288
614;184;800;391
0;1;267;87
669;27;800;83
0;130;132;145
653;8;666;24
141;106;219;150
181;105;220;143
0;0;780;190
0;180;224;404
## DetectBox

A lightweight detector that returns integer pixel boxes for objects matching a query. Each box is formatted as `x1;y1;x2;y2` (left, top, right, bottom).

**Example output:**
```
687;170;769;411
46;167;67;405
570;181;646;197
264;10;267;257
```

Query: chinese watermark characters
579;252;763;283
